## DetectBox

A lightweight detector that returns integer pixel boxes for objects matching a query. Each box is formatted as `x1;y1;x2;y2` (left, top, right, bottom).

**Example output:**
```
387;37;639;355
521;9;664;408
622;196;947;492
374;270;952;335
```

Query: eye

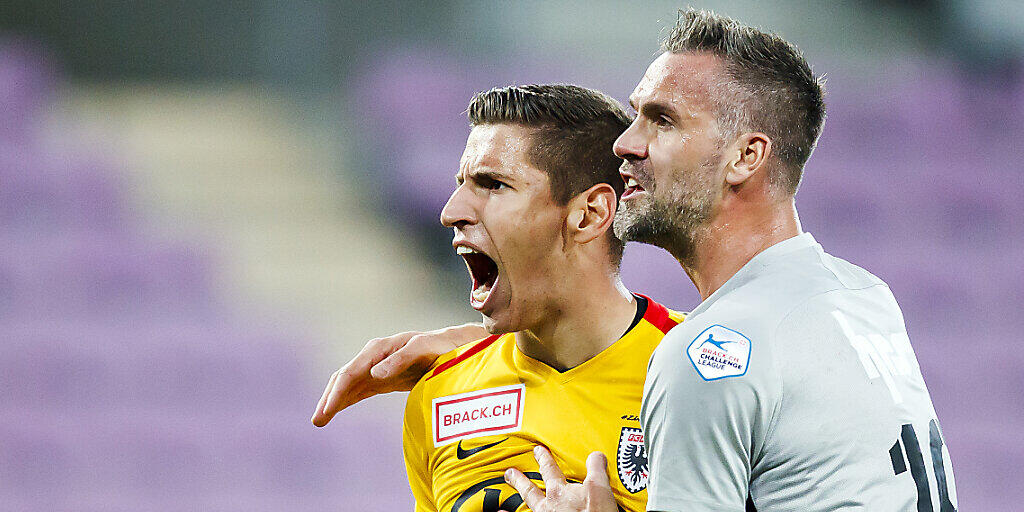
475;175;509;191
654;115;673;128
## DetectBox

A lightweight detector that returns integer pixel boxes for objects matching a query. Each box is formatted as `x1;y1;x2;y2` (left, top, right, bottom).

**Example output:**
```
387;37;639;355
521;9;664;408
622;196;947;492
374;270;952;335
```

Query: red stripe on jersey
637;294;679;334
426;334;502;380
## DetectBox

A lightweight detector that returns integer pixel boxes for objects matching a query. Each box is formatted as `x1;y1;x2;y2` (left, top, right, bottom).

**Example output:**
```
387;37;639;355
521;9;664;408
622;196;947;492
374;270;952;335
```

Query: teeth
456;246;478;255
626;178;638;188
472;287;490;303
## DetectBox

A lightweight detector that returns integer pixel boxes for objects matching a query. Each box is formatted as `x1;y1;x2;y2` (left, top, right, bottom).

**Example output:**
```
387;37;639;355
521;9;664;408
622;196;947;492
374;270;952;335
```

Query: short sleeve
403;382;438;512
641;317;782;512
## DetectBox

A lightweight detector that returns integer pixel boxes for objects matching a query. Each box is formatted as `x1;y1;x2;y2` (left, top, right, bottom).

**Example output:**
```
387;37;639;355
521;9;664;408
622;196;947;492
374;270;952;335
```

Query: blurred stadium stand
1;1;1023;510
0;38;465;510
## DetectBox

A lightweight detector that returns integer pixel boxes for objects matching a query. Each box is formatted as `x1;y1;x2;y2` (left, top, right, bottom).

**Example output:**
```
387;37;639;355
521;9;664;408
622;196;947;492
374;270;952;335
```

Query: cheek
498;208;564;286
490;192;562;242
650;130;719;186
654;130;695;164
647;138;686;192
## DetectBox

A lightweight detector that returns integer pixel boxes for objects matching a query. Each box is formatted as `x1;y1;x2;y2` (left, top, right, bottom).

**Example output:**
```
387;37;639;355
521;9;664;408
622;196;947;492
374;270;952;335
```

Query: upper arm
642;318;782;512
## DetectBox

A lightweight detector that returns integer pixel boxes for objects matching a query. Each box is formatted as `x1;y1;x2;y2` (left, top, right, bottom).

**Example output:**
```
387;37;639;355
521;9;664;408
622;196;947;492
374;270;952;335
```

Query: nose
613;119;648;161
440;184;476;229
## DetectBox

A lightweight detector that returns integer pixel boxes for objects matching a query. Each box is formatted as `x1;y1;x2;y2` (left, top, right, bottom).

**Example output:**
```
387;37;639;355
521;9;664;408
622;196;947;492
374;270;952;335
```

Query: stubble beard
613;159;718;263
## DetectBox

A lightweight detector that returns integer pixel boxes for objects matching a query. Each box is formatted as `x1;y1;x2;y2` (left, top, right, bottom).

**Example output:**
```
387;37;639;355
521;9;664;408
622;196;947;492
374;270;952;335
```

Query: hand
502;446;619;512
311;324;488;427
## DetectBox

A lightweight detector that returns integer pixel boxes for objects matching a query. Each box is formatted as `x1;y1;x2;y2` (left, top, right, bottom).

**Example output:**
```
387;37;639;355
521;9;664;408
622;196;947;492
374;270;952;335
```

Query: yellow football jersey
402;295;685;512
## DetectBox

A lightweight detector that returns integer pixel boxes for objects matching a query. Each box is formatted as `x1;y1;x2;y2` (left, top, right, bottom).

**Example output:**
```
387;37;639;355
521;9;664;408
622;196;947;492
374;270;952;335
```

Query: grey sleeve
642;317;782;512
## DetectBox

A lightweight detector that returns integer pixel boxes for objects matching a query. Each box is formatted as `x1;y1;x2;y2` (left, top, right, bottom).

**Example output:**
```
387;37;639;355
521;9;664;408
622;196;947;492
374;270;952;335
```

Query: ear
567;183;618;245
726;132;771;186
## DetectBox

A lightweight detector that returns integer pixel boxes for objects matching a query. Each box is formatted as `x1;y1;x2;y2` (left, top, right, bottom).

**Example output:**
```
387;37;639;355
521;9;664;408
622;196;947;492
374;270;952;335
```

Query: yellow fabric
403;302;686;512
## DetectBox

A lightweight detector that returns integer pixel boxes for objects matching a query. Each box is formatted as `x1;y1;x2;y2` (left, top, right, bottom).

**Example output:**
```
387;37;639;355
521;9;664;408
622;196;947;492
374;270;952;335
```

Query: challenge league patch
686;325;751;381
616;427;649;493
431;384;525;447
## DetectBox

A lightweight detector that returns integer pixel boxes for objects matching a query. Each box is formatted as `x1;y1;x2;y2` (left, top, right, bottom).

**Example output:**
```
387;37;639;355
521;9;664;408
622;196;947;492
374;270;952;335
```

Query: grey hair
662;8;826;194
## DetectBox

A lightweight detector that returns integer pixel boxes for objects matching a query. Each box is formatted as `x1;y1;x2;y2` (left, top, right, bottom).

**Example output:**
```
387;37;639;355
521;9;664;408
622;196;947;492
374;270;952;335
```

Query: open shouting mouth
456;244;500;311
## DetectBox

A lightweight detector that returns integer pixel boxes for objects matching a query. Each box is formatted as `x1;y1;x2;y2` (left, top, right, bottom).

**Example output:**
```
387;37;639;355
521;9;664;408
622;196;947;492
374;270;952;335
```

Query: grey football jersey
641;233;957;511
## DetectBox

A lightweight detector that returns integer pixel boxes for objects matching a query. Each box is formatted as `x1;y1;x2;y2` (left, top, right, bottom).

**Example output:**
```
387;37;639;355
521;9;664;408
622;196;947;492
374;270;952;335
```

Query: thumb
583;451;620;511
584;451;611;488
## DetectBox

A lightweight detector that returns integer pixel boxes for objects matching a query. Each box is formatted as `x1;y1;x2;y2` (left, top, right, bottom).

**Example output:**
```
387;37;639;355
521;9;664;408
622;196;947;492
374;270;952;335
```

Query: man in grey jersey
312;9;956;512
581;10;956;512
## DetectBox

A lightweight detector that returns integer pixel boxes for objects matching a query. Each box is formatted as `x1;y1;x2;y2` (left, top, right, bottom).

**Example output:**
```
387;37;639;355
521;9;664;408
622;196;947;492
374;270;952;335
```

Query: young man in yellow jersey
392;84;683;512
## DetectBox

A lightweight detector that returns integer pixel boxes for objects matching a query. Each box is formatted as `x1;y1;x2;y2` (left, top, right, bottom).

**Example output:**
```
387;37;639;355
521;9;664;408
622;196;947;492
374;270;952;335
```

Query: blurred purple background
3;1;1023;510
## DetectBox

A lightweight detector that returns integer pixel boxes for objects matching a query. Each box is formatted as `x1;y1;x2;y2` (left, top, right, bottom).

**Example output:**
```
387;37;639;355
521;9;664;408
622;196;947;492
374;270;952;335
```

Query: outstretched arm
311;323;488;427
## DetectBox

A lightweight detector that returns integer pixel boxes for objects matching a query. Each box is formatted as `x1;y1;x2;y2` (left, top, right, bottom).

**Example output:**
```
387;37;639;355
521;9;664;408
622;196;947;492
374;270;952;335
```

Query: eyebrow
461;167;515;184
638;100;677;120
474;169;513;181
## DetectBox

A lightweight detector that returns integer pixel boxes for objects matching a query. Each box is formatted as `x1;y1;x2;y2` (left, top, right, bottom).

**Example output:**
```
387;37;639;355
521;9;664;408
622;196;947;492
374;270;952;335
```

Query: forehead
630;52;723;113
460;123;539;176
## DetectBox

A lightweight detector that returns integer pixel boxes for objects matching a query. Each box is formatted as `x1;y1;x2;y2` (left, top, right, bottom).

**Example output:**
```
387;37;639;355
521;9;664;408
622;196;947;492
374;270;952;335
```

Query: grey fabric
642;233;957;511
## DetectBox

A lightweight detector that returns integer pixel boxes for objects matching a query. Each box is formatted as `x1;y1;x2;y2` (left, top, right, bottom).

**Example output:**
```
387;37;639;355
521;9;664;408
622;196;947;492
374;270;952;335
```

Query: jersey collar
511;295;664;384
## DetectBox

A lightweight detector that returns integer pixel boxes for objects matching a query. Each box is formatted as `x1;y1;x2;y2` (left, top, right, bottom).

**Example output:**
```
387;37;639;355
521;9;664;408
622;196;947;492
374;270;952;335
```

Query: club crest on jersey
686;325;751;381
616;427;648;493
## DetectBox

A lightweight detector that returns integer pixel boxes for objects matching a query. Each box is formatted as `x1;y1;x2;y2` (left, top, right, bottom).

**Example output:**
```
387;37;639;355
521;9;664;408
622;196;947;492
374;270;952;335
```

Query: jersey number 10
889;419;956;511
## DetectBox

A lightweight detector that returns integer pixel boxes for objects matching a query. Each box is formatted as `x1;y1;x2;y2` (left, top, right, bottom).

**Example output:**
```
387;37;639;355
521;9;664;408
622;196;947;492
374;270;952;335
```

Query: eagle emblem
616;427;649;493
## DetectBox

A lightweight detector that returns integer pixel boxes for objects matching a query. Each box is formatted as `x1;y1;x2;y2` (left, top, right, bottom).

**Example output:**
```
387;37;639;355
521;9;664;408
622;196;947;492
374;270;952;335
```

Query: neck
676;196;801;300
515;266;637;371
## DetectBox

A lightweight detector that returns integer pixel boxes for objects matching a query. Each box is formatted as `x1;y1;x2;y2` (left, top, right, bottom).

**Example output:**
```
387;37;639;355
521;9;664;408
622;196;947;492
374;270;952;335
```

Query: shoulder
741;249;896;342
656;250;896;382
406;333;511;427
652;284;792;387
427;333;509;379
750;244;888;310
704;249;886;335
658;312;767;385
407;333;513;402
636;293;687;335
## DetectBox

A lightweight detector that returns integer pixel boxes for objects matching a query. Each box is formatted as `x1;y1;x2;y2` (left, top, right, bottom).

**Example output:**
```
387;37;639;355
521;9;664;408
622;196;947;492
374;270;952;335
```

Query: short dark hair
467;84;632;262
662;9;826;194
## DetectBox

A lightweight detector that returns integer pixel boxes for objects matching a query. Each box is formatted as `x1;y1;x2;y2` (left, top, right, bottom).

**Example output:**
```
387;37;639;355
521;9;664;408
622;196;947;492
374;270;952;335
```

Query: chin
481;315;499;334
480;310;517;335
613;205;648;241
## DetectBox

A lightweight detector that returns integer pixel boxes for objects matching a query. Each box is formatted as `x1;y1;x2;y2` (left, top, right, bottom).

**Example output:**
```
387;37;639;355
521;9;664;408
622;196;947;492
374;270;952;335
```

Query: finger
311;370;339;426
504;468;547;509
314;370;338;416
583;451;611;488
533;445;567;492
321;361;368;416
369;333;419;379
321;339;391;416
533;445;566;483
583;451;618;510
